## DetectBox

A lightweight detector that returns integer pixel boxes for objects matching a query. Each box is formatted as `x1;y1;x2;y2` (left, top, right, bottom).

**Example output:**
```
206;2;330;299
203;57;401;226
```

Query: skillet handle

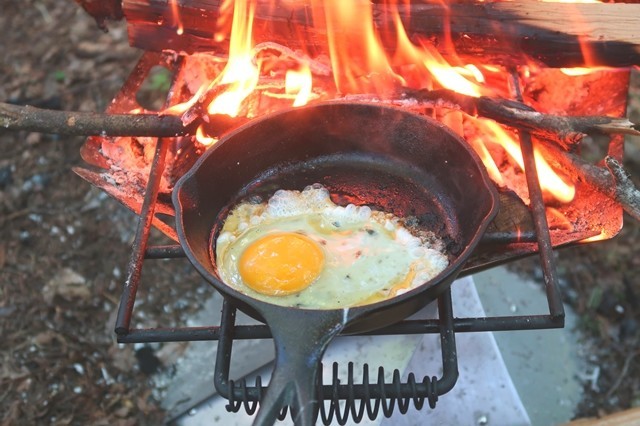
252;309;347;426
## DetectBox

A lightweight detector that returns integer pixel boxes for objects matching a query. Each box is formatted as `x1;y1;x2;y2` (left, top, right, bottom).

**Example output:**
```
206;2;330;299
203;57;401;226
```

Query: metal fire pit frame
110;115;564;423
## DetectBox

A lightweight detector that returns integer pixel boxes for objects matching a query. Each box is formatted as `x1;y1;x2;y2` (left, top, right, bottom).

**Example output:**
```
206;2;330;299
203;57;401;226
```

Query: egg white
215;184;449;309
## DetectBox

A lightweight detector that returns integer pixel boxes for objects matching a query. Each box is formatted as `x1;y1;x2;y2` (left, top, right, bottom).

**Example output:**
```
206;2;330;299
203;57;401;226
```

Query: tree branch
606;156;640;222
401;89;640;150
535;141;640;221
4;92;638;146
0;102;243;137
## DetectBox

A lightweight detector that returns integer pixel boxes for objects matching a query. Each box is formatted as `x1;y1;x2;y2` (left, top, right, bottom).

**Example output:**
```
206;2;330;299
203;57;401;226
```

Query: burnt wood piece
75;0;123;29
122;0;640;67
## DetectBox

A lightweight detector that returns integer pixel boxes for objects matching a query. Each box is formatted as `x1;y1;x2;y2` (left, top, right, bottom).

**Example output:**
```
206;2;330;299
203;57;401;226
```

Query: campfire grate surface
110;90;566;423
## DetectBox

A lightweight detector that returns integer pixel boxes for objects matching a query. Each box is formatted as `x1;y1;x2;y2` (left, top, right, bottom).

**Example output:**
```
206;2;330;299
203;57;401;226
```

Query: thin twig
606;156;640;222
606;349;640;399
0;102;190;136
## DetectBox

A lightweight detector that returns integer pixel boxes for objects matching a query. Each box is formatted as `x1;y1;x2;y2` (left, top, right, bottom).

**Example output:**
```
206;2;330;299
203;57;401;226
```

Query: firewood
3;94;637;145
122;0;640;68
400;89;640;150
0;102;238;137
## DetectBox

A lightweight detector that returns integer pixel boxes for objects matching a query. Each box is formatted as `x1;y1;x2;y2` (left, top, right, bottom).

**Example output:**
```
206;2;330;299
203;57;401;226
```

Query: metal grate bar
114;137;171;336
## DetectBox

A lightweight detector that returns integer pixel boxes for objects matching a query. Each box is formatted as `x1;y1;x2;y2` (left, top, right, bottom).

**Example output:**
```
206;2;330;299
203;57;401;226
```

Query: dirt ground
1;1;639;425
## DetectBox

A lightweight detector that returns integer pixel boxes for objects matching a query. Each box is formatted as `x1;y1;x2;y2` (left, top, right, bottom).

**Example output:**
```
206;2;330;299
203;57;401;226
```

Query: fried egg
214;184;449;309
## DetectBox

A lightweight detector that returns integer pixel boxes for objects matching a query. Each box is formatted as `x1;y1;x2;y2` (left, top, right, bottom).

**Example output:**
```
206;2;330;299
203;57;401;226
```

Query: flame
467;135;504;186
311;0;402;95
169;0;583;209
546;207;574;231
560;66;616;76
195;125;218;147
285;64;313;107
475;119;575;203
207;0;259;117
391;8;488;97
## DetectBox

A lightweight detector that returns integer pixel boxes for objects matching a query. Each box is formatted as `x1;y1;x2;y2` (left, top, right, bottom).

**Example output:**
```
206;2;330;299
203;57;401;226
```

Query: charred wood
122;0;640;68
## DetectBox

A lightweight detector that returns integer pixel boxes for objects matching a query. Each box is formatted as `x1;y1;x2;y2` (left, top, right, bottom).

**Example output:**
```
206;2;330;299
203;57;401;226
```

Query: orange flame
172;0;583;208
476;120;575;203
195;125;218;147
286;64;313;107
311;0;402;95
207;0;259;117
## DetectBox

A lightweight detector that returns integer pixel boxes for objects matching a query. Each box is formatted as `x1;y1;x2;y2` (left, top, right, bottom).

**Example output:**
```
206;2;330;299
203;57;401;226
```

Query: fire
207;0;259;118
312;0;402;95
473;119;575;203
177;0;583;202
285;64;313;107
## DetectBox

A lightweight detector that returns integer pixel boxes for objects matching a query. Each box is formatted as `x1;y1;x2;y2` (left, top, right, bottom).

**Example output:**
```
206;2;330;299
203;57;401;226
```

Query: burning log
120;0;640;68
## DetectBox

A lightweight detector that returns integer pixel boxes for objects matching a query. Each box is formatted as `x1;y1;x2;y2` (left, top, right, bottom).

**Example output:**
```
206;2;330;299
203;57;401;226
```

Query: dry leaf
43;268;90;303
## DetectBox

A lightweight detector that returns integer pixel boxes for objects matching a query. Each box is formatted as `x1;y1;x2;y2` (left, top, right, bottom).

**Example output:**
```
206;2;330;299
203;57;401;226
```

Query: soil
1;1;639;425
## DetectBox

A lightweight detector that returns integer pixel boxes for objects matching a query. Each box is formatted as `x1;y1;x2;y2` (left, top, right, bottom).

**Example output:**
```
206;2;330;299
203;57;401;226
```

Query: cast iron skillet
173;102;499;425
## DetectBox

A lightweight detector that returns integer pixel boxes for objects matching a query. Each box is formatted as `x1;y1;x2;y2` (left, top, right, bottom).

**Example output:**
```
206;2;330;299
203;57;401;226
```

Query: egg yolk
239;232;325;296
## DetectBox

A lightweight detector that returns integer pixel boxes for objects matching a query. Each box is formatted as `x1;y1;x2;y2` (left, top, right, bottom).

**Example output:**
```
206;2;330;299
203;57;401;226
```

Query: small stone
43;268;89;303
25;132;42;145
135;346;161;375
0;165;13;189
619;318;638;341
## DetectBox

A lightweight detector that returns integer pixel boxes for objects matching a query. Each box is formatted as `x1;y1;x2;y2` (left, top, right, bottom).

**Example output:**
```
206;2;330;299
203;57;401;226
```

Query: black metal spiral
223;361;441;424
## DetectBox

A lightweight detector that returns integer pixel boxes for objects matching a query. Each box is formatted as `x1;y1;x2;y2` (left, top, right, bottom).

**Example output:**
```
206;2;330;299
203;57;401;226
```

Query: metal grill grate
111;103;565;423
